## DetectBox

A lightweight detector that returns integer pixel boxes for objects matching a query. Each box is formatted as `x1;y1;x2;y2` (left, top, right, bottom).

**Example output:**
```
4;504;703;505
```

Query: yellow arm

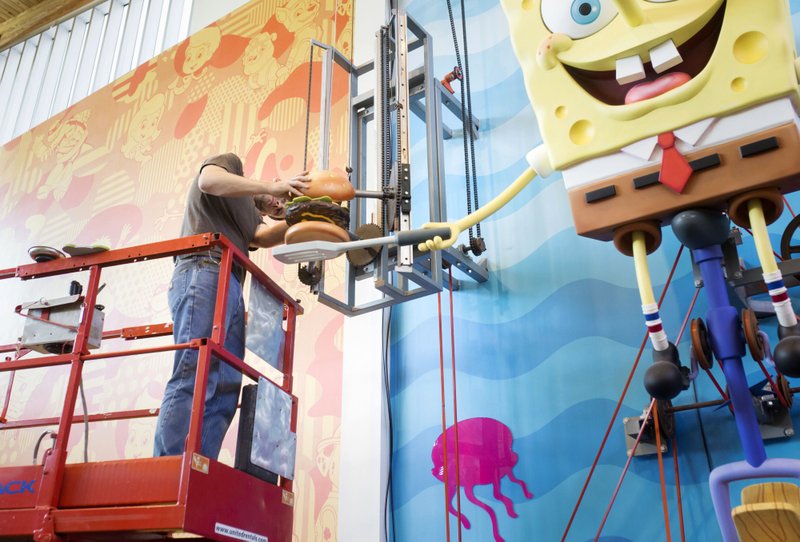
748;199;779;275
632;231;657;307
418;166;538;252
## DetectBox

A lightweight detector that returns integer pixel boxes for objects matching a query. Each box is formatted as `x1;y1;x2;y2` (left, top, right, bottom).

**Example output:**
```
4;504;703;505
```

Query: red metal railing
0;233;302;541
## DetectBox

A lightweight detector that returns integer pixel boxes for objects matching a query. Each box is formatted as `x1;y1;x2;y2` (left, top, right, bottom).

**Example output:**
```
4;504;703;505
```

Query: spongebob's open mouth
563;4;725;106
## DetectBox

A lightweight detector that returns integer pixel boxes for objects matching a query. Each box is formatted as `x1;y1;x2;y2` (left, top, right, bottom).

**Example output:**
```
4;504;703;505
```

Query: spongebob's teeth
616;54;646;85
650;39;683;74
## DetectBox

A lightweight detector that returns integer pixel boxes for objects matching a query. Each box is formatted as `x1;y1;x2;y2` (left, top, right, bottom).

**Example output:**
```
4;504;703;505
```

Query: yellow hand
418;166;539;252
417;222;462;252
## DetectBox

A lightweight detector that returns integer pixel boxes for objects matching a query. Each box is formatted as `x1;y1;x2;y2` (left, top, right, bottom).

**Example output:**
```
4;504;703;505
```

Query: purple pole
692;246;766;468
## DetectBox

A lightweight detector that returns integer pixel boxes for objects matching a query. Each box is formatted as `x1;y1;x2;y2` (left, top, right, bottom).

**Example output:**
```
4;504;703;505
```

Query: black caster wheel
655;400;675;440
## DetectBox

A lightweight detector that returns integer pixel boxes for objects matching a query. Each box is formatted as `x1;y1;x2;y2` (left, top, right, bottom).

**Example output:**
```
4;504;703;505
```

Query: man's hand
417;222;462;252
268;171;311;199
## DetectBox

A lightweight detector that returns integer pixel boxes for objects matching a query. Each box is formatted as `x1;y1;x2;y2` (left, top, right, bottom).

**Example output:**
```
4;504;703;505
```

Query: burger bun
304;169;355;201
285;221;351;244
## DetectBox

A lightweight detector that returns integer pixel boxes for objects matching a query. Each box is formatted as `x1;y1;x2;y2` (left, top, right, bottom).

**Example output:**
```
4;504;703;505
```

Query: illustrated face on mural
131;95;165;145
54;121;88;161
132;112;159;144
276;0;320;32
501;0;800;169
243;33;277;76
315;438;339;483
182;27;221;75
124;418;154;458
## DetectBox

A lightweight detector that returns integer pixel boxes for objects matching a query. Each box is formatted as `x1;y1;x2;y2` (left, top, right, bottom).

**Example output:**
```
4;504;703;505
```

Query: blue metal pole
693;245;766;467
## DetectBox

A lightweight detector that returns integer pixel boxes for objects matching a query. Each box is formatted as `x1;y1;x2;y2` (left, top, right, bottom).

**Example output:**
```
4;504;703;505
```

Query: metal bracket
310;10;488;316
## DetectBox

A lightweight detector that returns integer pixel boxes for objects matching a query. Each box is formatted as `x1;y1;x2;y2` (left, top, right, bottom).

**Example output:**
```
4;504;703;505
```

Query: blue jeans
153;257;245;458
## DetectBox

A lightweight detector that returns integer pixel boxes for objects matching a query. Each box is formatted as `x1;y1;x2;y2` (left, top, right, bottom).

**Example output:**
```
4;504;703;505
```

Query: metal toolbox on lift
19;293;104;354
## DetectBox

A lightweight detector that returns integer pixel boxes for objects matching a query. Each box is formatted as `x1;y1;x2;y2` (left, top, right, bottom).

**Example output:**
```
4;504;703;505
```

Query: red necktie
657;131;693;193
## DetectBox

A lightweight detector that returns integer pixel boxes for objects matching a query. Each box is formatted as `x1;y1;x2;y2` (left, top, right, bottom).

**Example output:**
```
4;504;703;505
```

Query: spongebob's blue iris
571;0;601;25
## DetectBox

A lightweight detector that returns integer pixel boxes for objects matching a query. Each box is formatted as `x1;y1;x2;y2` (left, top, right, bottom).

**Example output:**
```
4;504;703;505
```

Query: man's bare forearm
251;221;290;249
198;165;272;197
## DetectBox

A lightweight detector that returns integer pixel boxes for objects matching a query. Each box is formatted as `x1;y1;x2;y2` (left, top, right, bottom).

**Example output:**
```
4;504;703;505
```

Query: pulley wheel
777;373;794;408
742;309;764;362
780;213;800;262
298;262;322;287
655;399;675;440
690;318;714;370
347;224;384;267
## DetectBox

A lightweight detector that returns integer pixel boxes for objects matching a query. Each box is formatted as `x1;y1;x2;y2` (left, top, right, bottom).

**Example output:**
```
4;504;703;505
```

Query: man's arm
198;165;309;198
251;221;290;249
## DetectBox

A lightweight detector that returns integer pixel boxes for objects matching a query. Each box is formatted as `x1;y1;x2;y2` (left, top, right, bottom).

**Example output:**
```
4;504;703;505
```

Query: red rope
447;270;463;542
784;196;796;218
436;292;452;542
675;288;700;346
669;282;697;542
704;369;729;402
562;245;684;542
594;399;656;540
653;403;673;542
671;436;686;542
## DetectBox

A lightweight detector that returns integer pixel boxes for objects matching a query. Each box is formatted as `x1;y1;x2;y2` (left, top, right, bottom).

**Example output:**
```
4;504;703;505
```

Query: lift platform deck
0;233;302;542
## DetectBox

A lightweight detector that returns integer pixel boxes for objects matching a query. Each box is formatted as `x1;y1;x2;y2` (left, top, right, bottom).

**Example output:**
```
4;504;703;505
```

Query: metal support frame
307;10;487;317
0;233;301;542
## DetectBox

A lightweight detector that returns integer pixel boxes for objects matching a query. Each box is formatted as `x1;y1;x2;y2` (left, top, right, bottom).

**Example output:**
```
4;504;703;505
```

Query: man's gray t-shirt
179;153;263;273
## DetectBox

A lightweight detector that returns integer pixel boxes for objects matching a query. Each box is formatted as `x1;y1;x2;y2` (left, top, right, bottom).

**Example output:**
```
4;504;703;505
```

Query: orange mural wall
0;1;351;540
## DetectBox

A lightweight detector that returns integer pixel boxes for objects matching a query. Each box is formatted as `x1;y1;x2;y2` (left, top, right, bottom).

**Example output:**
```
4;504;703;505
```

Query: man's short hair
254;194;285;220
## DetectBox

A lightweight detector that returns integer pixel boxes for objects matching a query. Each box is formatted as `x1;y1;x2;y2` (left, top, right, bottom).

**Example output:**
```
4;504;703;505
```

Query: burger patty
285;200;350;229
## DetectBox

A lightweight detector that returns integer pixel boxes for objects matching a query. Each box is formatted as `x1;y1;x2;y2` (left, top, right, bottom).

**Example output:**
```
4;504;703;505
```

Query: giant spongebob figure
420;1;800;540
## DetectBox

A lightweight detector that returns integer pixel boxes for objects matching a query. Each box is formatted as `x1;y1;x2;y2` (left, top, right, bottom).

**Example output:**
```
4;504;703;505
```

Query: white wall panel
14;30;54;136
161;0;191;51
76;4;110;103
0;45;23;121
51;13;90;115
31;20;73;127
137;0;163;65
92;0;126;91
2;37;40;142
0;0;192;144
0;50;9;82
114;0;145;79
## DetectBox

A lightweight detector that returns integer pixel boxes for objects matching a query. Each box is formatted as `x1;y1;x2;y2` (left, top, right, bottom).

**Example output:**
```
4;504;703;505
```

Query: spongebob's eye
541;0;618;39
572;0;601;24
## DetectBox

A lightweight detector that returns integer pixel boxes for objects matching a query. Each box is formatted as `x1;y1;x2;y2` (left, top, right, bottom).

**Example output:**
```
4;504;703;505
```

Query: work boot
774;324;800;378
644;342;690;400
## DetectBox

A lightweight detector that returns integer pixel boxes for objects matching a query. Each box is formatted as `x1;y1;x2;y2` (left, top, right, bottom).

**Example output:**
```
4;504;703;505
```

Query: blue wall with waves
389;1;800;541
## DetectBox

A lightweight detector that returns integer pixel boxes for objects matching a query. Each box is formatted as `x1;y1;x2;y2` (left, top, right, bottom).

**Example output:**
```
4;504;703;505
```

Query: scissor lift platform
0;233;301;542
0;454;293;541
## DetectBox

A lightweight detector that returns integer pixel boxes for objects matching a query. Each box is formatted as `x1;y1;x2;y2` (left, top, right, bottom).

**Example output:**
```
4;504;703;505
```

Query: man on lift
153;152;310;459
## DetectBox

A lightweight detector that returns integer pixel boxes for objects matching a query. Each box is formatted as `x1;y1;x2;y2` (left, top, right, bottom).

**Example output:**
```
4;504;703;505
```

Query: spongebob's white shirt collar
562;98;800;190
620;118;715;161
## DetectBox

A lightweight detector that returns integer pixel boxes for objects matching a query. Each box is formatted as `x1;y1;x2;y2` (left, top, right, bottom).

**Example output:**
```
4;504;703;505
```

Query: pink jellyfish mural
431;417;533;542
